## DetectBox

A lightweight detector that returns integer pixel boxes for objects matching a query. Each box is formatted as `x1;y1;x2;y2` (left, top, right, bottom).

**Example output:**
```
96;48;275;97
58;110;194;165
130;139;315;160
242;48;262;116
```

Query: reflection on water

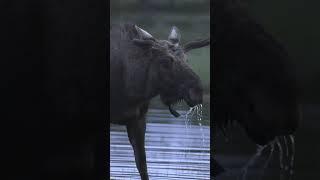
110;109;210;179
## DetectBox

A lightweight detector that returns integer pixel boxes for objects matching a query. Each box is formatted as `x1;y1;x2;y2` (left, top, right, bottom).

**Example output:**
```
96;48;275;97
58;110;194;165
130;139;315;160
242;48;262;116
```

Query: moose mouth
161;91;202;118
168;99;184;117
159;94;184;117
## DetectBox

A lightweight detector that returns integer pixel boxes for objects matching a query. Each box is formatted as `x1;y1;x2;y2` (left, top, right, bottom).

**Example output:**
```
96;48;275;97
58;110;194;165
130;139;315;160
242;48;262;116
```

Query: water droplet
276;137;284;169
283;136;289;157
184;105;206;160
261;141;275;178
289;134;295;178
289;135;295;168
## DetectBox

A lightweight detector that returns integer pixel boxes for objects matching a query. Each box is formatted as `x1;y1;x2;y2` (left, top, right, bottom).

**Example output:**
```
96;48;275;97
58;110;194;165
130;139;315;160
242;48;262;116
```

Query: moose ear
135;25;154;40
168;26;181;46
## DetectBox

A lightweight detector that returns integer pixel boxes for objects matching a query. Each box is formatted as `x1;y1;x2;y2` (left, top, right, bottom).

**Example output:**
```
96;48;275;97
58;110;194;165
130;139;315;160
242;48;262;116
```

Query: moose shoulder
110;23;209;180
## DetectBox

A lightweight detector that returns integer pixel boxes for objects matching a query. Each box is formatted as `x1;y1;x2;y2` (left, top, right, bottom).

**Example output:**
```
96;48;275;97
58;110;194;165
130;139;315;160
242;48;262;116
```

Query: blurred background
110;0;210;179
215;1;320;179
248;0;320;104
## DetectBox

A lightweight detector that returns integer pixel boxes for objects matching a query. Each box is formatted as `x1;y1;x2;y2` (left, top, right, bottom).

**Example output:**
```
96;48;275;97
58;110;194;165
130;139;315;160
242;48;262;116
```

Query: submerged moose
110;23;209;179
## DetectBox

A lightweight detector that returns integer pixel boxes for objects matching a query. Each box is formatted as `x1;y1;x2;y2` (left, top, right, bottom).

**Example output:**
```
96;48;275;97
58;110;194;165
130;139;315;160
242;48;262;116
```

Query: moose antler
183;38;210;53
132;38;155;47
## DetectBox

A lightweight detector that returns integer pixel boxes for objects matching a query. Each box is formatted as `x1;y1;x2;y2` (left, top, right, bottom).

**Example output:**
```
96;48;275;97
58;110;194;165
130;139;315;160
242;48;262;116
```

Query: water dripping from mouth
185;106;196;133
283;136;289;157
196;104;205;148
240;145;267;180
276;137;284;170
184;105;206;157
185;106;196;126
239;135;296;180
184;106;196;156
277;135;296;180
289;135;295;177
260;141;275;180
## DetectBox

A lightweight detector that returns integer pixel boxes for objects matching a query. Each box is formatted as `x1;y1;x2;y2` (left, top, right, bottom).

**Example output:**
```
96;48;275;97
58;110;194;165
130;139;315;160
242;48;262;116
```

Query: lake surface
110;109;210;179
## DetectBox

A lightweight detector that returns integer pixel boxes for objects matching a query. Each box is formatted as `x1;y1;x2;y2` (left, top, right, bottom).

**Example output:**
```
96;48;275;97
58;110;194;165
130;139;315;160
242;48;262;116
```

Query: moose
110;23;210;180
212;0;300;177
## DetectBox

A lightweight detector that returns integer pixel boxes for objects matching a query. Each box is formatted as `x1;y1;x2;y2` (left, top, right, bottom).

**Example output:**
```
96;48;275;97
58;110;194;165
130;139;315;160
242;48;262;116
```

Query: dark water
110;109;210;179
216;134;294;180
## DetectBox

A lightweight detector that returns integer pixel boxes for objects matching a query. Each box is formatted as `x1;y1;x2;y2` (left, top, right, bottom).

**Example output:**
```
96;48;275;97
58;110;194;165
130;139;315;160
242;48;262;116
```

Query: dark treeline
248;0;320;104
111;0;210;13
